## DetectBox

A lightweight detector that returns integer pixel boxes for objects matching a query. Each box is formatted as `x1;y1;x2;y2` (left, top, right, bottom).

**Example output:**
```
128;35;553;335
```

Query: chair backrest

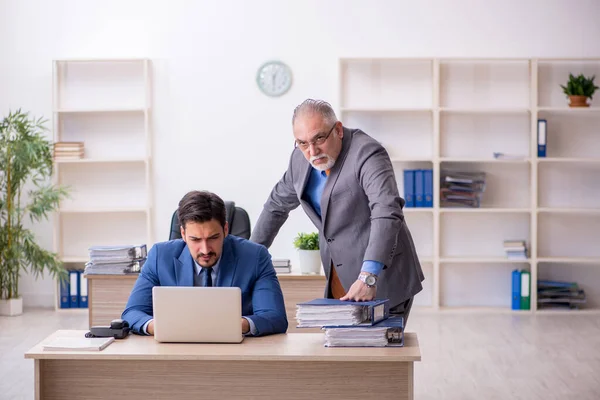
169;201;251;240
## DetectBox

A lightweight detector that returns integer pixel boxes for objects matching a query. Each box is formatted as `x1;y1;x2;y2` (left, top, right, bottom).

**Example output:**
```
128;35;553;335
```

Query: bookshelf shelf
52;58;153;311
55;107;147;114
440;257;531;264
339;57;600;313
55;157;148;164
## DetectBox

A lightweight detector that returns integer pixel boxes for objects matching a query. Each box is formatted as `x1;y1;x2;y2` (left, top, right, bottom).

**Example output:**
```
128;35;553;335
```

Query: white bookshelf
339;57;600;313
52;59;153;310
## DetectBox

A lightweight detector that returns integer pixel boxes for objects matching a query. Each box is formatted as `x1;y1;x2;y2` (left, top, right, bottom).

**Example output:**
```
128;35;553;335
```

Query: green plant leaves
0;109;70;299
293;232;319;250
560;73;599;99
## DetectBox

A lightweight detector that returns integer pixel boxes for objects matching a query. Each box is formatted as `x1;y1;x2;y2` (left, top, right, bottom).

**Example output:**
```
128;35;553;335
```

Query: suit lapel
216;236;237;287
175;244;194;286
321;128;352;229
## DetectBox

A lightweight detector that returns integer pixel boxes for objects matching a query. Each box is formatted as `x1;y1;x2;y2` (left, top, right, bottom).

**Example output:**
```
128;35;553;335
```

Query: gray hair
292;99;338;126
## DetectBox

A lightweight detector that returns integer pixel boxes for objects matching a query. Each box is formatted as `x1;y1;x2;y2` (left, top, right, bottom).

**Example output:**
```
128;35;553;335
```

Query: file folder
69;270;80;308
537;119;547;158
403;170;415;207
520;270;531;310
296;298;390;328
414;169;425;207
423;169;433;207
323;316;405;347
59;278;70;309
511;269;521;310
79;274;88;308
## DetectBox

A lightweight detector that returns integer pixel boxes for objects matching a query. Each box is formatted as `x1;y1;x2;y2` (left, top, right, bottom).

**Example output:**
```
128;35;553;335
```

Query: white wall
1;0;599;307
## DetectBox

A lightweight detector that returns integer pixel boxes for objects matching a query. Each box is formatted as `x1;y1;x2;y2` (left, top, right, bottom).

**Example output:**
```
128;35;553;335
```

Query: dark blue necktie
201;267;213;287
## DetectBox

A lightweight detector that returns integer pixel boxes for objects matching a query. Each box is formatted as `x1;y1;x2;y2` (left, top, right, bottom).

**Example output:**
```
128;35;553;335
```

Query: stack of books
53;142;84;160
504;240;527;260
273;259;291;274
84;244;147;275
295;298;404;347
440;170;486;208
537;280;586;310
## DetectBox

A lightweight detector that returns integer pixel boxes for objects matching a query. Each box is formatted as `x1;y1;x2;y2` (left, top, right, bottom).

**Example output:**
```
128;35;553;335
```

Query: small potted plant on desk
0;110;69;316
293;232;322;275
560;73;599;107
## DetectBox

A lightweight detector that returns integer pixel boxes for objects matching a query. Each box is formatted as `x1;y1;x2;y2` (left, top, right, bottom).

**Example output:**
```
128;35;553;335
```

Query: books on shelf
323;316;405;348
403;169;433;208
54;141;84;160
273;258;291;274
84;244;147;275
537;280;586;310
295;298;389;328
440;170;486;208
504;240;528;260
43;336;115;351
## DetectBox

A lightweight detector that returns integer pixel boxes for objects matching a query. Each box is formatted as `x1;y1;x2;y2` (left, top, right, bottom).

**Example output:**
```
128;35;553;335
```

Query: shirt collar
193;254;221;276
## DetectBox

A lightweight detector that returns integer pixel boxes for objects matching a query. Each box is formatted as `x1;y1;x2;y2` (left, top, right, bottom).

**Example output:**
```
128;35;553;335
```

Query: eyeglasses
294;123;337;150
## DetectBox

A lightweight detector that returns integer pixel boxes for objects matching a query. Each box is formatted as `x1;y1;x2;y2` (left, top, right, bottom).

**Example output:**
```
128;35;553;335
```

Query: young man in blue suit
122;190;288;336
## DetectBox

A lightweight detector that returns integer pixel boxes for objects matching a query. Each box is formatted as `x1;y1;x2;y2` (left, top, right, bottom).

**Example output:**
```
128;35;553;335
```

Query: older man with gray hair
251;99;424;325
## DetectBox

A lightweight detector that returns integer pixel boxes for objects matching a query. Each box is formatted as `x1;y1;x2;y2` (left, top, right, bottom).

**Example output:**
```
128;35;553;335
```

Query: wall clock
256;60;292;97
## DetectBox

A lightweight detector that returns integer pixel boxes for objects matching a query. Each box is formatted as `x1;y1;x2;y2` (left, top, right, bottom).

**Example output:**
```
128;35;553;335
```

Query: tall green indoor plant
0;109;69;315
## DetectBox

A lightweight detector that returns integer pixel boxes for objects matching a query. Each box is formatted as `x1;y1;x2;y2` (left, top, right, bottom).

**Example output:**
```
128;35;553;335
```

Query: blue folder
297;298;390;327
512;269;521;310
403;170;415;207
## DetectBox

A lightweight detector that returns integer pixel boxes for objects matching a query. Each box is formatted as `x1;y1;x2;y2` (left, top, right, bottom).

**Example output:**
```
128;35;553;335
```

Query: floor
1;309;600;400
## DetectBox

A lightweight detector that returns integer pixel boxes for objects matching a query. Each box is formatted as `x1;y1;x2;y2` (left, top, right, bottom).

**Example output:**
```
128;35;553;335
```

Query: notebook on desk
43;336;115;351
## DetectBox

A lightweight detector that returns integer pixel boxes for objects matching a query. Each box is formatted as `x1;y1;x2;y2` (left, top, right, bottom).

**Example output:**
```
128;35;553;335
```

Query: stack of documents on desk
296;299;389;328
323;316;404;347
43;336;115;351
85;244;147;275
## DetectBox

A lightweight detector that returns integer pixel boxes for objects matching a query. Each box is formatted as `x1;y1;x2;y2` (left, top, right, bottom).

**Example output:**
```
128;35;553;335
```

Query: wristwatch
358;273;378;288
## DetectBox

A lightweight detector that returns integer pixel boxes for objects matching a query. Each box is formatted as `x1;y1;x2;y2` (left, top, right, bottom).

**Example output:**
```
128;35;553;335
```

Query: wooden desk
87;273;326;332
25;330;420;400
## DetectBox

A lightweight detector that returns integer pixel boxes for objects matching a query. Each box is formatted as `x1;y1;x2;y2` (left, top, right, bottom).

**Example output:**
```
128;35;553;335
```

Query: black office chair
169;201;252;240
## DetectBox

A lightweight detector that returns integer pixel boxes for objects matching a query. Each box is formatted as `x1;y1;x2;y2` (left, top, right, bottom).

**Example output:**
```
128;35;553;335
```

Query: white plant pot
298;250;322;275
0;297;23;316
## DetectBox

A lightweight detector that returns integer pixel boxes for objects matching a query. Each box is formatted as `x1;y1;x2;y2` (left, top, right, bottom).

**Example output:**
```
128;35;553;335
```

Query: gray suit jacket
251;127;424;308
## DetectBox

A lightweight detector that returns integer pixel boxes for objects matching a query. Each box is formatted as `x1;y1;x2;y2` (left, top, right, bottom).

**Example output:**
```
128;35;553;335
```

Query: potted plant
293;232;322;275
0;109;69;316
560;73;599;107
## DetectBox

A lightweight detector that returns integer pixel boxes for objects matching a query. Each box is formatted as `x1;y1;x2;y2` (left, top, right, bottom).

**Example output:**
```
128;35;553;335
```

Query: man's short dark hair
177;190;227;231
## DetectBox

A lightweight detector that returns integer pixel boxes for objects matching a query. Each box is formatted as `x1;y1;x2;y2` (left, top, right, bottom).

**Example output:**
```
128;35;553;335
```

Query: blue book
414;169;425;207
323;316;405;347
423;169;433;207
403;170;415;207
296;298;390;327
537;119;547;157
512;269;521;310
59;278;70;309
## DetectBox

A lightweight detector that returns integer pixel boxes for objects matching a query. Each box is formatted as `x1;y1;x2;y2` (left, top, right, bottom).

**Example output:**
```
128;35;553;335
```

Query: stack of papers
296;305;367;327
323;317;405;348
43;337;115;351
85;244;147;275
295;299;389;328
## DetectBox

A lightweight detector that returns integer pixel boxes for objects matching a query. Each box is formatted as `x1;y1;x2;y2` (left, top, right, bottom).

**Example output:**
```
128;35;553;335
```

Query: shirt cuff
361;260;384;276
243;317;258;336
141;319;153;335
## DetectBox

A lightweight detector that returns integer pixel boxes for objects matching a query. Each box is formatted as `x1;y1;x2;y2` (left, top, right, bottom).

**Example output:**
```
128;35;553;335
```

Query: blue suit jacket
122;235;288;336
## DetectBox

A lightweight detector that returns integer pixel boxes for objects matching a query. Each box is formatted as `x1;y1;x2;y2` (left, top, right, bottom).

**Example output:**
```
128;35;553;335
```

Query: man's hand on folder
340;278;377;302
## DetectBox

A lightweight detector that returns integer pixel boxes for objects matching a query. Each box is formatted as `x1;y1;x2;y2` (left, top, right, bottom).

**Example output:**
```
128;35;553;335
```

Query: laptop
152;286;244;343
